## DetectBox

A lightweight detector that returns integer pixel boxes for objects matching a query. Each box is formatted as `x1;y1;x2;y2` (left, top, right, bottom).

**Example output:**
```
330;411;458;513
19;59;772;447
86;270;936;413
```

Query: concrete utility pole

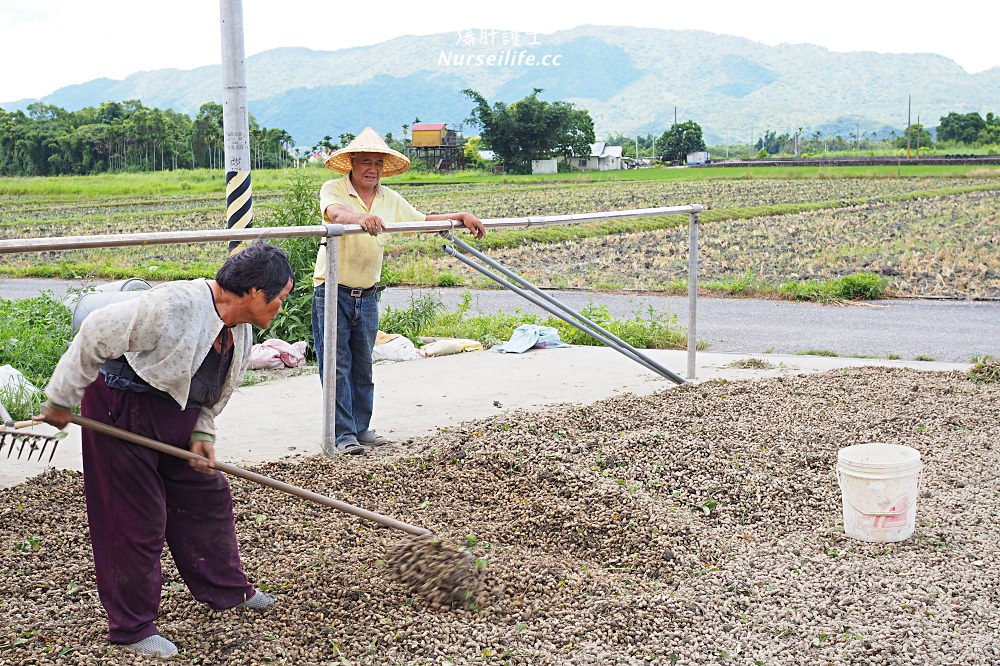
906;95;912;160
220;0;253;252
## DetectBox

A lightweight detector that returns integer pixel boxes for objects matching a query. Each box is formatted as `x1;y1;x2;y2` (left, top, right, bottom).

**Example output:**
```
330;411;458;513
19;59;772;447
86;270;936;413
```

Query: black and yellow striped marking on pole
225;170;253;253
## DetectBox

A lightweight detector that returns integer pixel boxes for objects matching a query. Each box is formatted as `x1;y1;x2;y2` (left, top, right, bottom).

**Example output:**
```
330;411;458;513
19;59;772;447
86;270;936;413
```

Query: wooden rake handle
68;414;431;537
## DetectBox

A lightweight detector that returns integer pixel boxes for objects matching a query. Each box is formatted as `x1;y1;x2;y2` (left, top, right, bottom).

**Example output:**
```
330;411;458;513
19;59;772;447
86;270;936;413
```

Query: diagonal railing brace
440;232;687;385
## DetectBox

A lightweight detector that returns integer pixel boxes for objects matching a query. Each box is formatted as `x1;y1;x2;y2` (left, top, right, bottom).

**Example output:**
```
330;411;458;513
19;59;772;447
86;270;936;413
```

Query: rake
0;401;63;463
66;414;486;606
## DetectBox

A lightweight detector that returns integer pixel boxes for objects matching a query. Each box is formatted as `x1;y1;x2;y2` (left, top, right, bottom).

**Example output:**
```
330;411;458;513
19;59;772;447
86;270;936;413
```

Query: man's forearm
425;212;468;223
324;204;365;225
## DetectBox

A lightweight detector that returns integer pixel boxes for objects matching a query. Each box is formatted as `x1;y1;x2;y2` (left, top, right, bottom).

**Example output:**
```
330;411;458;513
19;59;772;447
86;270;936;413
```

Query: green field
1;164;998;299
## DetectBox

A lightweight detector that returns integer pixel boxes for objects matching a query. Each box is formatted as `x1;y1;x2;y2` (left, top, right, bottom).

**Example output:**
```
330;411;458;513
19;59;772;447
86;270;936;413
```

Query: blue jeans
312;285;379;444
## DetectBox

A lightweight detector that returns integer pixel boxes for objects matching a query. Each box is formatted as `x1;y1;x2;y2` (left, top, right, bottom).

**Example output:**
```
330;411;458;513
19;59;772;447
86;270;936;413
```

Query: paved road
2;278;997;363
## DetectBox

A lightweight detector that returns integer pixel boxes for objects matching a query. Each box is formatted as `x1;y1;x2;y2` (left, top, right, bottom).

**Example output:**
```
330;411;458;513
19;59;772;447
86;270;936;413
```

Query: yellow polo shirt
312;175;426;288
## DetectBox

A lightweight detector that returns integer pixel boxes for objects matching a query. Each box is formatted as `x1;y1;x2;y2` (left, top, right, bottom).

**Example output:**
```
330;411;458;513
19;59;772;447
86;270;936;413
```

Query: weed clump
381;292;446;343
256;170;322;350
725;357;777;370
781;271;888;302
969;356;1000;383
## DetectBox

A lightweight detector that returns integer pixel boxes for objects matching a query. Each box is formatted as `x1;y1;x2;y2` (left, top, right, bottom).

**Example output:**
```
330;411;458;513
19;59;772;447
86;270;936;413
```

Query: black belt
100;356;185;405
338;284;384;297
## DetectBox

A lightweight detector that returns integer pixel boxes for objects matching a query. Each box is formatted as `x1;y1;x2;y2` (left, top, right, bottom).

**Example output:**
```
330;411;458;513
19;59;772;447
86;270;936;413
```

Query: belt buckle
350;288;363;297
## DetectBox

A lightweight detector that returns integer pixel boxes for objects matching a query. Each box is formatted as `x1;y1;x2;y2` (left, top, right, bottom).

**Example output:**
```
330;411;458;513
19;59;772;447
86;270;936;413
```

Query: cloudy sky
1;0;997;103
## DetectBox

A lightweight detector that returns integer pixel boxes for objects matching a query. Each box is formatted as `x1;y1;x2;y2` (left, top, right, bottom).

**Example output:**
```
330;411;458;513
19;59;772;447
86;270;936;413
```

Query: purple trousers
81;377;254;644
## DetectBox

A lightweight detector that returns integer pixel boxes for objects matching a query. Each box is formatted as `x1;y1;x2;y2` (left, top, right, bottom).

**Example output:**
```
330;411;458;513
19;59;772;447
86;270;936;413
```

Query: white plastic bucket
836;443;922;543
67;279;152;333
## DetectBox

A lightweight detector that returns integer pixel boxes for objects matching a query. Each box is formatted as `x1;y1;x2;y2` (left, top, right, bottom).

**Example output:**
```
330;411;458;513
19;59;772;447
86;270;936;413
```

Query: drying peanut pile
2;366;998;665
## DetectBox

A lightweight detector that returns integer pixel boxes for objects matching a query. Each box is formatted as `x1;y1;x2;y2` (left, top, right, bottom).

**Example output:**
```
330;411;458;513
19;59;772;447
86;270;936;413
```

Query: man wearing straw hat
313;127;486;455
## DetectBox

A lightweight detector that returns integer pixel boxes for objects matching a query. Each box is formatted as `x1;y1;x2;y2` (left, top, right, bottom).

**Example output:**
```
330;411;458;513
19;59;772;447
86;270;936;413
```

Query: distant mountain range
4;25;998;147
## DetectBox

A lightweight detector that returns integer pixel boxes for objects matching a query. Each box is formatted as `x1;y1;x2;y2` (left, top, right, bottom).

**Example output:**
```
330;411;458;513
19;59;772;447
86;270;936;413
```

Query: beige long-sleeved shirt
45;279;251;443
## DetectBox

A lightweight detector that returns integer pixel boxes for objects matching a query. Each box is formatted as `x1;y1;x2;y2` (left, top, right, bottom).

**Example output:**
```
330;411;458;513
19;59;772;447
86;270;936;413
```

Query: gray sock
243;589;275;610
124;634;177;658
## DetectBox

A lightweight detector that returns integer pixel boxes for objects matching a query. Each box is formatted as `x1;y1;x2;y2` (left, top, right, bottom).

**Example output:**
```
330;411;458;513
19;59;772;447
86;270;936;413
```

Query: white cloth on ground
492;325;569;354
373;336;422;362
419;338;484;357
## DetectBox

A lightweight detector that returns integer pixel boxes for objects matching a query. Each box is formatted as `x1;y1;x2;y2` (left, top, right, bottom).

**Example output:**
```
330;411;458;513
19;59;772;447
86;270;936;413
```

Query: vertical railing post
321;226;343;456
687;211;699;379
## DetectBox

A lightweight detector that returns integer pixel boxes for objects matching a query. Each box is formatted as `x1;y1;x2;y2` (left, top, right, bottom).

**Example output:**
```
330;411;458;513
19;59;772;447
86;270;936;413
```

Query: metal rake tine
16;436;27;460
36;437;49;462
48;438;60;463
26;437;41;462
33;436;57;464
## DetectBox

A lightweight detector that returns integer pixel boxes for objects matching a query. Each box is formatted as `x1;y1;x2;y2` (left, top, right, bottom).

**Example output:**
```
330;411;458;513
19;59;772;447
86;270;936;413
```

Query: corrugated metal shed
411;123;448;147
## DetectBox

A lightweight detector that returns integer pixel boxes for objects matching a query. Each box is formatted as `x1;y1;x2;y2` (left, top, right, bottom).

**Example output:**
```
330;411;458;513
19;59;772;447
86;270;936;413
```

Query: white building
569;142;624;171
531;158;559;175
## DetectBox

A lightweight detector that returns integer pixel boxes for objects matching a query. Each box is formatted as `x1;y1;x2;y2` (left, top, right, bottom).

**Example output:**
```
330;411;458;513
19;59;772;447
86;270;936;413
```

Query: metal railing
0;203;703;455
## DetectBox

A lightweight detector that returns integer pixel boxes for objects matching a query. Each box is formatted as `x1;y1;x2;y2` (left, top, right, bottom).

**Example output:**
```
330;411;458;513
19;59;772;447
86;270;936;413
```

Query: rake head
0;426;62;463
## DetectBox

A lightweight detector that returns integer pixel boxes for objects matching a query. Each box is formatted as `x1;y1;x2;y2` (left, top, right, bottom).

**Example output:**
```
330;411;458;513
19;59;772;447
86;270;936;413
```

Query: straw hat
324;127;410;177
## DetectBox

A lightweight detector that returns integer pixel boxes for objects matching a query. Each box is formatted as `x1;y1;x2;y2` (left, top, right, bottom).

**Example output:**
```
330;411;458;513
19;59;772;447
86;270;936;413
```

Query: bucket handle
836;465;923;516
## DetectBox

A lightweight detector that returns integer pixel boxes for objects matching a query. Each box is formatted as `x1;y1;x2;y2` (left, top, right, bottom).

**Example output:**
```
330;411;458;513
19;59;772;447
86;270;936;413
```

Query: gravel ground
1;366;998;665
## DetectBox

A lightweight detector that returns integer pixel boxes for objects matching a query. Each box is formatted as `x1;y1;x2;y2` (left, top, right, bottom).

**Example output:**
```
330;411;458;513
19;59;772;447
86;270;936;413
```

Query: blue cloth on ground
493;325;569;354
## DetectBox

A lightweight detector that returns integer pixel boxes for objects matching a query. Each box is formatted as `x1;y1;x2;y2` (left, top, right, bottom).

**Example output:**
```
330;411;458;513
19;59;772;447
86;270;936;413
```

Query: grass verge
0;292;72;420
383;291;692;351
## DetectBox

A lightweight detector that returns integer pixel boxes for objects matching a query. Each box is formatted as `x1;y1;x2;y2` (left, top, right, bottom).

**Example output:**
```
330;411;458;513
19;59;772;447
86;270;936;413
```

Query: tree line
748;111;1000;157
0;100;295;177
4;94;995;178
936;112;1000;145
605;111;1000;162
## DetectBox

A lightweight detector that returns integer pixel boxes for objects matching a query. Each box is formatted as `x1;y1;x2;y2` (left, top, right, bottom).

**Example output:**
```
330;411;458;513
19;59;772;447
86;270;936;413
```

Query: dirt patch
1;366;997;664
